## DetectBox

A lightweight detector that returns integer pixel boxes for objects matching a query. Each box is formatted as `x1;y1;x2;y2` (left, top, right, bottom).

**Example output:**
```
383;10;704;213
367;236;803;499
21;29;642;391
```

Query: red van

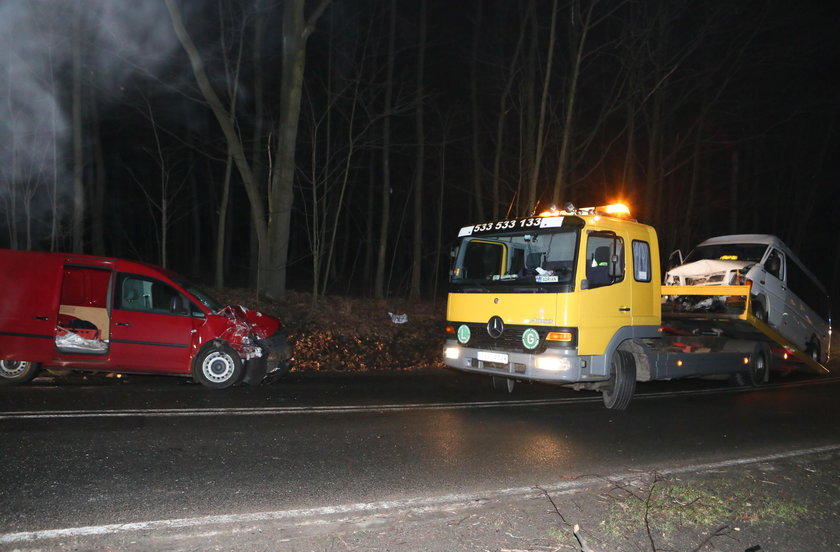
0;249;290;388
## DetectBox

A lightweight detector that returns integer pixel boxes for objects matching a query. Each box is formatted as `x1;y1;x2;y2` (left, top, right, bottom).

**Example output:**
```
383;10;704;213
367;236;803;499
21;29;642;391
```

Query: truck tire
752;300;768;324
0;360;41;386
805;337;821;364
602;350;635;410
733;343;770;387
192;342;243;389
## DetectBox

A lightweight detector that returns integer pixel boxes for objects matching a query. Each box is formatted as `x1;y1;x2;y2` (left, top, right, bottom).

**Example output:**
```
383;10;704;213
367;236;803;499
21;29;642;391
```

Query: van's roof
697;234;781;247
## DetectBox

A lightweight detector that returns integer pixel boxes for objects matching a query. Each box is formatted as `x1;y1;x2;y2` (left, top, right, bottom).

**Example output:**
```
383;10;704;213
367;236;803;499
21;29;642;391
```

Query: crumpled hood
216;304;281;339
667;259;751;277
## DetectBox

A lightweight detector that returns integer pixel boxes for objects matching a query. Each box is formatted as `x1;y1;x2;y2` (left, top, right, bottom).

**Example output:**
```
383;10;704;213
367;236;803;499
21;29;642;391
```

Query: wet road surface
1;367;838;549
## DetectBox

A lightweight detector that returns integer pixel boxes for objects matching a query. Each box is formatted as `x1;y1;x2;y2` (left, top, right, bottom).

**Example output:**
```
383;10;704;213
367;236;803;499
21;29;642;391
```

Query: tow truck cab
443;204;660;385
0;249;290;388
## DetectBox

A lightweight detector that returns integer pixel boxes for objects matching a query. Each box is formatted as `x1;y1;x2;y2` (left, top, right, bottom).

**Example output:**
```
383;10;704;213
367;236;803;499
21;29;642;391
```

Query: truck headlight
444;347;461;360
535;356;571;371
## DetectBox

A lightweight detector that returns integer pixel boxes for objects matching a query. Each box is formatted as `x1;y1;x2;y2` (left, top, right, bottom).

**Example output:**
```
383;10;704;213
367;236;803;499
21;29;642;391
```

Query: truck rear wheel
0;360;40;386
733;343;770;387
602;350;635;410
805;337;821;364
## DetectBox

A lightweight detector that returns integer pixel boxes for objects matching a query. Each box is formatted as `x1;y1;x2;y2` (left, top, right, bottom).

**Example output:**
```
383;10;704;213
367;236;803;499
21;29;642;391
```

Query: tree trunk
165;0;270;290
552;2;592;206
71;0;85;253
374;0;396;299
215;152;233;287
410;0;427;299
90;109;107;256
527;0;558;213
491;10;527;220
249;0;267;286
469;0;485;222
729;149;739;234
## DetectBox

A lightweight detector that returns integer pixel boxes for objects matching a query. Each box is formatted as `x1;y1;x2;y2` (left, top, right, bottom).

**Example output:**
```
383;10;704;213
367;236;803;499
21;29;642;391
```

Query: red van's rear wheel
0;360;40;386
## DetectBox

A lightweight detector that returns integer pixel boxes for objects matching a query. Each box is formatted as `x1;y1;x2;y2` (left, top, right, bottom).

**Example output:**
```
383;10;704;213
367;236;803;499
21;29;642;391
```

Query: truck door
109;273;198;373
577;231;631;358
628;238;659;330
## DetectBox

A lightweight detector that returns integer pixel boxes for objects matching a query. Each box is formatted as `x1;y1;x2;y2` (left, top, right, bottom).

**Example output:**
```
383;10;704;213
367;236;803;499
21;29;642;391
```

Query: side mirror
608;240;625;278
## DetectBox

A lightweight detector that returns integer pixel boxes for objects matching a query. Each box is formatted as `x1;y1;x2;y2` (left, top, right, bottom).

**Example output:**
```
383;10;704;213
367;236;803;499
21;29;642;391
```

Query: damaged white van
665;234;830;363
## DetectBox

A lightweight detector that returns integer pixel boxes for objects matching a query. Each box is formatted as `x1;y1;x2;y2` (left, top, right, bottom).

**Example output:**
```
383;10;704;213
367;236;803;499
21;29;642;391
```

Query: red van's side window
117;274;190;316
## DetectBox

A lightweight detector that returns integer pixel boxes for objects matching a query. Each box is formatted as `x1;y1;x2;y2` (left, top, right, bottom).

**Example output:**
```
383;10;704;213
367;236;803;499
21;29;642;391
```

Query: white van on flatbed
665;234;831;364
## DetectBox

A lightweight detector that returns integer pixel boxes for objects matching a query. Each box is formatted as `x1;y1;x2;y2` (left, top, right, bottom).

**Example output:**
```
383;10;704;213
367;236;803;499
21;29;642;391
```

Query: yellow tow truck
442;203;829;409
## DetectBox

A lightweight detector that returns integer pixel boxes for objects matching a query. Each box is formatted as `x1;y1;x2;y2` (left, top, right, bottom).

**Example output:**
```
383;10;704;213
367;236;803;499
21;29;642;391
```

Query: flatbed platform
661;285;828;375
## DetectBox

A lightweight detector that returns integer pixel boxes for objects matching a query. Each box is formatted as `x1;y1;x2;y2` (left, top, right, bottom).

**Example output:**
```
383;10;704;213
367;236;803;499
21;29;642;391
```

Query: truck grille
450;322;576;353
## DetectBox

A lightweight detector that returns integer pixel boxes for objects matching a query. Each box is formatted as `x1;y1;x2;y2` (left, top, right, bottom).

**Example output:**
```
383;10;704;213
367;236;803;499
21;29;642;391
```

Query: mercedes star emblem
487;316;504;339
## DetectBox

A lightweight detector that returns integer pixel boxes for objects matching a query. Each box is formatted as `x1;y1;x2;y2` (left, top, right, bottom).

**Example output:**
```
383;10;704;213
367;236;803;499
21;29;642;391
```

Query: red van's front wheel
193;342;243;389
0;360;40;386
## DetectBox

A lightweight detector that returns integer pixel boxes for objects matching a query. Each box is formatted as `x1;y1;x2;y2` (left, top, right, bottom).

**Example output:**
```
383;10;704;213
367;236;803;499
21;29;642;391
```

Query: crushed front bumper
241;332;292;385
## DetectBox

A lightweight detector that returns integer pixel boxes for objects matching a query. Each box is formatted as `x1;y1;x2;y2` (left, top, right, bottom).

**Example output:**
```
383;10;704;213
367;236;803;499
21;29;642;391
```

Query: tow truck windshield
451;226;579;292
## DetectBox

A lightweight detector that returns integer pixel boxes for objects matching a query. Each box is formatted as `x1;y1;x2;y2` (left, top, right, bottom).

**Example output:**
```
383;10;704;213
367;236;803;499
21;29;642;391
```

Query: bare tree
71;0;85;253
551;0;596;205
409;0;427;299
166;0;328;300
264;0;331;300
490;6;527;220
468;0;485;222
526;0;558;213
299;21;378;304
374;0;396;299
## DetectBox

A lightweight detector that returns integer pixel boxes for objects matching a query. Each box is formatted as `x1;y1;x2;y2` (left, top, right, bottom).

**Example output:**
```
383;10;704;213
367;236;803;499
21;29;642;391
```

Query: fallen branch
573;524;598;552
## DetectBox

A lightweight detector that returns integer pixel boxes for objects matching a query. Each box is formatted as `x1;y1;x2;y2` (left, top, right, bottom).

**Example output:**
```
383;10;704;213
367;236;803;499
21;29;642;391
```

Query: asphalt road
1;366;839;550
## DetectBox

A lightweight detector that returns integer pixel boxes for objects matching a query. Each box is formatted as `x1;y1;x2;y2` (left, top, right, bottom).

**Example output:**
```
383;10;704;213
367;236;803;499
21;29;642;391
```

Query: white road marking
1;375;837;420
1;443;837;545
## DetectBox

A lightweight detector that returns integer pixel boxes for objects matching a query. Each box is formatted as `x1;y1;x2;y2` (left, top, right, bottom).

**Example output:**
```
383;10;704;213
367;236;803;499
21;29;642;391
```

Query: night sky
1;0;838;306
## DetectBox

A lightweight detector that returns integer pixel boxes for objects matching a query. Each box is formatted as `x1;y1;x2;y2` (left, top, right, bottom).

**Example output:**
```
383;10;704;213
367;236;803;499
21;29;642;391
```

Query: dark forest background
2;0;839;310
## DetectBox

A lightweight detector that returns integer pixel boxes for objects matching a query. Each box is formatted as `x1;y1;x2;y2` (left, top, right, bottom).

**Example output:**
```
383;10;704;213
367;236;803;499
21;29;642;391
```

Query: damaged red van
0;249;290;388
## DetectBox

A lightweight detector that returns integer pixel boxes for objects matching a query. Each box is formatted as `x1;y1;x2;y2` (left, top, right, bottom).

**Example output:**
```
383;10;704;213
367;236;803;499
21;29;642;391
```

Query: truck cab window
586;232;624;288
461;240;505;280
632;240;651;282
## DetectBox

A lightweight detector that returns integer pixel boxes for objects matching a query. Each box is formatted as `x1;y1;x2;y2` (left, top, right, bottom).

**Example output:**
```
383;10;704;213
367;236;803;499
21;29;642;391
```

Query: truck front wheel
602;350;636;410
0;360;40;386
